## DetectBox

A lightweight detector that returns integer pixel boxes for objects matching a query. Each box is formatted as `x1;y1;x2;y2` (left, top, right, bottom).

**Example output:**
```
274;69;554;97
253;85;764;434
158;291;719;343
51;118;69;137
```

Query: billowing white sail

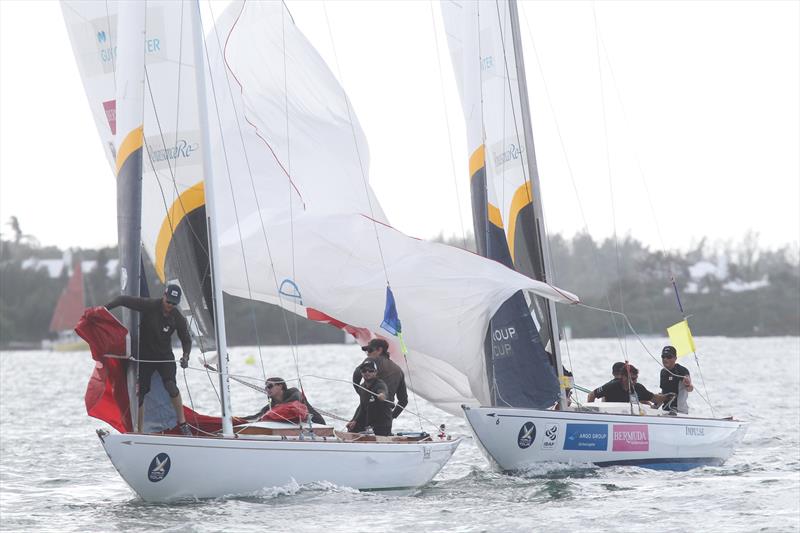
205;1;578;413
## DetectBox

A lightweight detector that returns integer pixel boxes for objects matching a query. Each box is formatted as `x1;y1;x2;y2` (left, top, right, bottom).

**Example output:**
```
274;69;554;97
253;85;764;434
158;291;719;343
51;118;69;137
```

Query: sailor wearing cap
105;284;193;435
346;358;393;436
659;345;693;414
351;338;408;424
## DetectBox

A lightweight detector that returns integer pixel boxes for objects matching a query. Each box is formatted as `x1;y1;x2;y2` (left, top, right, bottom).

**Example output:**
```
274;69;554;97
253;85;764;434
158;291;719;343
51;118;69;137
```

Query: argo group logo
147;453;171;482
517;421;536;449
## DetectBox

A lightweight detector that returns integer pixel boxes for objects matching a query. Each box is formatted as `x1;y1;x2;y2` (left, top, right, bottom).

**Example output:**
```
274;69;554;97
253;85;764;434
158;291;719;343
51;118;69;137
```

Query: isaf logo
541;423;558;450
517;422;536;449
148;453;171;482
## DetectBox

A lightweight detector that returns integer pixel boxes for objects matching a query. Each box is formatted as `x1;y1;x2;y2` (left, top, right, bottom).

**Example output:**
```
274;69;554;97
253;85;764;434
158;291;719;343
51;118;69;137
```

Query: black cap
361;338;389;354
360;359;378;372
164;284;182;305
661;345;677;358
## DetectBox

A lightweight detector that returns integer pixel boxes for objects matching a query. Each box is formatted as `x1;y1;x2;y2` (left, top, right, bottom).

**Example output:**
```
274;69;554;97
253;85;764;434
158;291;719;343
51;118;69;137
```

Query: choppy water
1;337;798;532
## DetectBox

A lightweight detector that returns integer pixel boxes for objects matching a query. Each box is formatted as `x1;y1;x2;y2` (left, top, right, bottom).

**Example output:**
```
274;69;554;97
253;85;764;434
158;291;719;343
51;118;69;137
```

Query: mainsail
61;1;215;352
442;0;562;408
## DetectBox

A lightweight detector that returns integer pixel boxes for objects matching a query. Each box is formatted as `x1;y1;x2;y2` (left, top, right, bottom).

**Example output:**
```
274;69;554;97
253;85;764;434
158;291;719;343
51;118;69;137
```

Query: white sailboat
439;0;746;471
62;0;581;501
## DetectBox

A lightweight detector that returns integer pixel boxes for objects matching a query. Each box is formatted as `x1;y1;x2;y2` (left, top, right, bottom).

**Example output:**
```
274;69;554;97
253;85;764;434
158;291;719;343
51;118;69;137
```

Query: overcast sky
1;0;798;254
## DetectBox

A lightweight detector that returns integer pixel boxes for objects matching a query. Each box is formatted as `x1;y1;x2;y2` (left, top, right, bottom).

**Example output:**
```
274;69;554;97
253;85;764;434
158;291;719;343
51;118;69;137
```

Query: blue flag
380;286;401;336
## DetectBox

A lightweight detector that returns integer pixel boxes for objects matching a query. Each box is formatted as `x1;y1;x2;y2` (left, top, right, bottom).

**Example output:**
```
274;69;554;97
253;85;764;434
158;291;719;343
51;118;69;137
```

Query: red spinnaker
75;307;242;434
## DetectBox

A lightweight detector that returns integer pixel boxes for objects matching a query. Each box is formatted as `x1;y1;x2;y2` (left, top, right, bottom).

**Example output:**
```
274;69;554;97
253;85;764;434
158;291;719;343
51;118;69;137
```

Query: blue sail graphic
471;163;560;409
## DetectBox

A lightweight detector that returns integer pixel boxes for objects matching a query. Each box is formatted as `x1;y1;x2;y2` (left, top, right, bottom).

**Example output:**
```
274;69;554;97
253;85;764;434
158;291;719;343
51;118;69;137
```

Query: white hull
463;405;746;471
98;431;461;501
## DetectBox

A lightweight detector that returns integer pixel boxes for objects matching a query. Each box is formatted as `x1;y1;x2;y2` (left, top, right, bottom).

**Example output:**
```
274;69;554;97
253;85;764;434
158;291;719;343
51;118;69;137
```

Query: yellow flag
667;320;696;357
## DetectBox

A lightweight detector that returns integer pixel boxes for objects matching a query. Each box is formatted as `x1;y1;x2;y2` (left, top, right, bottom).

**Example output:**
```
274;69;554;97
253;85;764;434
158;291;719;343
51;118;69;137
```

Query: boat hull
463;405;746;472
98;431;461;501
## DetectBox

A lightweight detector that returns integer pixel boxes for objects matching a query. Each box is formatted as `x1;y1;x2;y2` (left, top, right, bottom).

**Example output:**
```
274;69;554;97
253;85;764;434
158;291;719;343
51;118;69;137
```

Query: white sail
205;1;578;414
442;0;533;256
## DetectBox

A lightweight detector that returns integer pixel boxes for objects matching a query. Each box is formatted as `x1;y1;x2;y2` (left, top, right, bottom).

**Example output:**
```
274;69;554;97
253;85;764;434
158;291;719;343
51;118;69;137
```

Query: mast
191;0;233;436
115;0;146;427
508;0;568;409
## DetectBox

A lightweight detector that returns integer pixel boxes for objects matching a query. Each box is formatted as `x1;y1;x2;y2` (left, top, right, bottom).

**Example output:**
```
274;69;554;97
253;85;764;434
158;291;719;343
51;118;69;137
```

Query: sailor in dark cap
659;345;693;413
106;284;193;435
352;338;408;422
346;358;393;436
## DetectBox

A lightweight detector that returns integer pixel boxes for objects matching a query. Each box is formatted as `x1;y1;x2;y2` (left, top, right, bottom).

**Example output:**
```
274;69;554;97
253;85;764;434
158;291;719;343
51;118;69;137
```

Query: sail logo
491;326;517;360
541;423;559;450
147;453;171;482
492;143;524;170
612;424;649;452
517;422;536;449
146;135;201;170
563;423;608;450
102;100;116;135
80;14;168;76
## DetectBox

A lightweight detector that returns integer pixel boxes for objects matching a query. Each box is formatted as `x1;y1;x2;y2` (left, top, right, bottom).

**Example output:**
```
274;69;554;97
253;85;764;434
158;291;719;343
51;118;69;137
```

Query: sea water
1;337;798;532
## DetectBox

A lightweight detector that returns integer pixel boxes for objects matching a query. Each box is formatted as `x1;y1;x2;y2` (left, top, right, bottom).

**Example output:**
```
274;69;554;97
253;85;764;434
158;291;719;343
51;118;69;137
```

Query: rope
399;353;424;432
518;6;624;341
428;0;467;249
322;3;389;285
574;302;716;413
205;0;307;386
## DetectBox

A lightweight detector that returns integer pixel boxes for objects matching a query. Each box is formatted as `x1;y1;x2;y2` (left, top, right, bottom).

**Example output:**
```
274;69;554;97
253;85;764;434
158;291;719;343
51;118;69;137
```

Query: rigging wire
428;0;468;249
518;5;628;357
205;0;306;387
592;3;628;359
322;3;424;431
321;2;389;285
280;2;304;397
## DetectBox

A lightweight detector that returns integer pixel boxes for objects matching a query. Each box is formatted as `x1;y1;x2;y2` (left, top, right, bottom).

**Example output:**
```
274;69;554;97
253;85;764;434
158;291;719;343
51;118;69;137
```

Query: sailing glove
180;355;189;369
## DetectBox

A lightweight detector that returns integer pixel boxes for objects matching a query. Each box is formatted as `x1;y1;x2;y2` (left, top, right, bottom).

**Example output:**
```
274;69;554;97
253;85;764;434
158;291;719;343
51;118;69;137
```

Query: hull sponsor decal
147;453;171;482
517;422;536;449
612;424;650;452
564;423;608;451
541;422;558;450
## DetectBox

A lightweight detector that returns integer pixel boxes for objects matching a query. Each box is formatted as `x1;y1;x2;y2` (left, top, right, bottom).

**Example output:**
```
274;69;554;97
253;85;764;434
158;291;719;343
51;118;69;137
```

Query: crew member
659;345;693;414
587;364;665;406
352;338;408;421
106;284;192;435
244;377;325;424
346;359;393;436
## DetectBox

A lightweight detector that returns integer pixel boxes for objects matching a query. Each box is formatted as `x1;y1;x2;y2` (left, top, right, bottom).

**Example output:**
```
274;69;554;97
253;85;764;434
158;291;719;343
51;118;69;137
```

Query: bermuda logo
517;421;536;449
147;453;171;482
541;423;558;450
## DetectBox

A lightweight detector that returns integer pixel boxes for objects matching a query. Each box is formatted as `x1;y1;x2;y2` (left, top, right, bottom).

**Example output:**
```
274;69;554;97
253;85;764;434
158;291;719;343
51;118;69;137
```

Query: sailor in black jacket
106;284;192;435
347;359;393;436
